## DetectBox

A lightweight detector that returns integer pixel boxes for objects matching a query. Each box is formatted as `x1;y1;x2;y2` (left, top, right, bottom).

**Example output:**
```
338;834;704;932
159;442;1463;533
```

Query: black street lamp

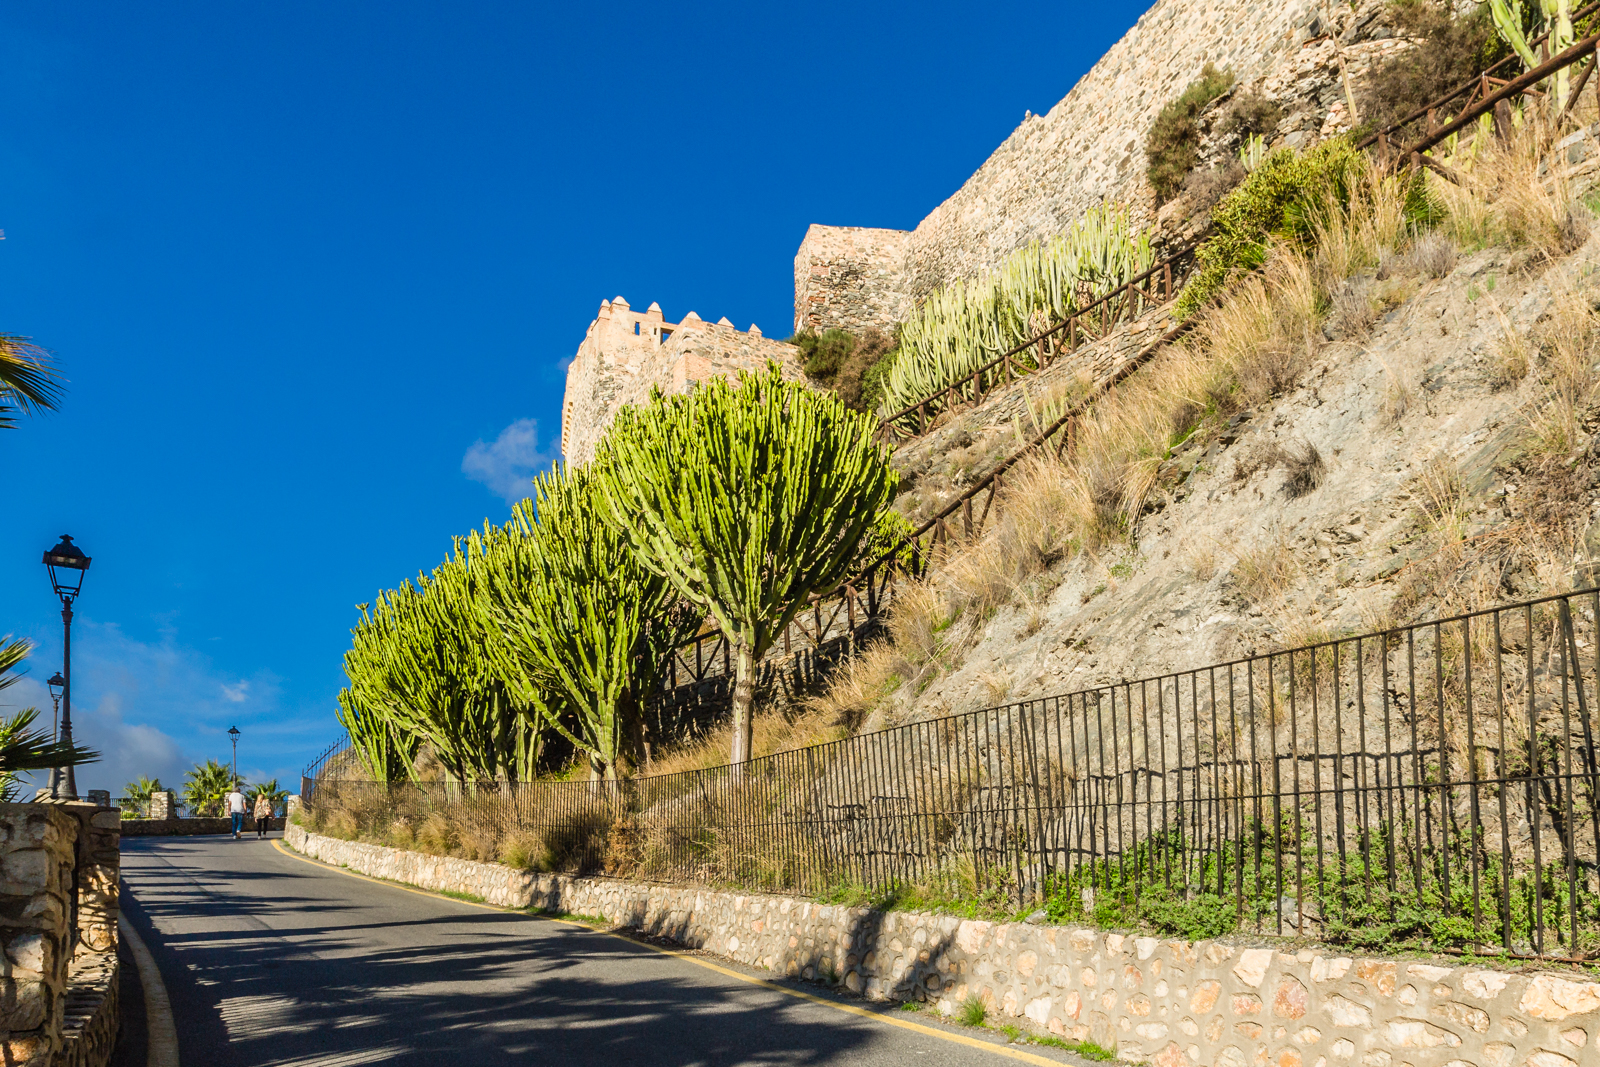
46;673;64;743
229;725;240;788
42;535;90;801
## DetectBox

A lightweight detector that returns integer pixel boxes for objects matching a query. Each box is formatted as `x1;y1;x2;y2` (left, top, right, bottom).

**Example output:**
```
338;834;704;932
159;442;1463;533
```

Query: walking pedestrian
227;783;247;840
255;791;275;838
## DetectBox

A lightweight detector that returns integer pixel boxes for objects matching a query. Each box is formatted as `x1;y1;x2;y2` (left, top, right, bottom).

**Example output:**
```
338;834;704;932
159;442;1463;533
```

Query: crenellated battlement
560;296;799;466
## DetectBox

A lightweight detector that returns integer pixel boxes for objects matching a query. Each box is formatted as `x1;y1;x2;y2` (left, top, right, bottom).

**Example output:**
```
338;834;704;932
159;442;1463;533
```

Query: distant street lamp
229;725;240;788
42;535;90;801
46;673;64;741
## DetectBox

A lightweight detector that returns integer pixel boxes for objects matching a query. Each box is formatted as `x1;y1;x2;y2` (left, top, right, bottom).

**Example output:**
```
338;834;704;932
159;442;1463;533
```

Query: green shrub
858;342;898;414
792;328;855;378
1146;63;1234;202
1359;1;1513;138
958;996;987;1027
1176;138;1366;318
789;326;898;413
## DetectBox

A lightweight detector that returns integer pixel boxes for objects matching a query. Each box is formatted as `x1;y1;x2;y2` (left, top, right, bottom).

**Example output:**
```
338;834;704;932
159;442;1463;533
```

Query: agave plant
879;205;1153;433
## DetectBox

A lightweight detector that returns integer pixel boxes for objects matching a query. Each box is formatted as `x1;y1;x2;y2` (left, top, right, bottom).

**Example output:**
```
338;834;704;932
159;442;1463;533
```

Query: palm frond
0;708;98;774
0;637;29;693
0;335;62;428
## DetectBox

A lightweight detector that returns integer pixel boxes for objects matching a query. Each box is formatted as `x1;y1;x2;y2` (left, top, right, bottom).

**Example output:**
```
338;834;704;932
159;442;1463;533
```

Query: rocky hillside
814;127;1600;736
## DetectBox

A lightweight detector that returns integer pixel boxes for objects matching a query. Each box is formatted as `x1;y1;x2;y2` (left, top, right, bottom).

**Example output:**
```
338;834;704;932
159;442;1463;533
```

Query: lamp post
229;726;240;788
42;535;90;801
46;673;64;742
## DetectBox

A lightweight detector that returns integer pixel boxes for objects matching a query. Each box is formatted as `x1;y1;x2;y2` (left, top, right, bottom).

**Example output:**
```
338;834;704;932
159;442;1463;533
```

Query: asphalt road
119;835;1075;1067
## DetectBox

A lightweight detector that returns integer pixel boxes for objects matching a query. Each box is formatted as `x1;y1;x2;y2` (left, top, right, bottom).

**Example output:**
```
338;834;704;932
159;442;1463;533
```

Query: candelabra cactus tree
340;531;536;784
479;463;697;781
596;365;898;769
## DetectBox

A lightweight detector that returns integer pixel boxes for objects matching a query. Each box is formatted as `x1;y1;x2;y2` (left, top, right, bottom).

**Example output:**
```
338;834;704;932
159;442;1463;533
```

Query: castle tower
560;298;807;467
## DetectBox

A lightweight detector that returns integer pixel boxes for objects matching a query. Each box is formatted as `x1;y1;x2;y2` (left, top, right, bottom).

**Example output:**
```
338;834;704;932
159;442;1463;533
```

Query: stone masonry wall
900;0;1355;305
560;296;807;467
288;823;1600;1067
0;806;80;1067
793;0;1417;335
0;804;121;1067
793;225;912;335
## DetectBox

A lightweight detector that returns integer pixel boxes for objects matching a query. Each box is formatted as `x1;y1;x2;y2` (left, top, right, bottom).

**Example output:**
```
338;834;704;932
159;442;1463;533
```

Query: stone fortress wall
560;296;805;468
561;0;1407;456
792;0;1405;336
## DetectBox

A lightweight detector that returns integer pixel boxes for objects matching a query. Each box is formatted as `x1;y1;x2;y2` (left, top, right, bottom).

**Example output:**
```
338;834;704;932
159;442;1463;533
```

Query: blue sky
0;1;1147;796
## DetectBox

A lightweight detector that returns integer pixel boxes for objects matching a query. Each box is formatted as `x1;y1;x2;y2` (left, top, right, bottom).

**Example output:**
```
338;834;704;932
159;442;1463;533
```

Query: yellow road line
269;839;1061;1064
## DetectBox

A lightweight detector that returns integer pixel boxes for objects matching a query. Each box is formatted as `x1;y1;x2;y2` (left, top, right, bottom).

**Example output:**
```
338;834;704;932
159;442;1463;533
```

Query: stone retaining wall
55;953;117;1067
288;822;1600;1067
119;816;250;837
0;804;121;1067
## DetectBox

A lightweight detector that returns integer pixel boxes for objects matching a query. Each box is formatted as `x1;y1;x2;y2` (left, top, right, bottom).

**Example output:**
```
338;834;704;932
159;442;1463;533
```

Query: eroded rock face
291;821;1600;1067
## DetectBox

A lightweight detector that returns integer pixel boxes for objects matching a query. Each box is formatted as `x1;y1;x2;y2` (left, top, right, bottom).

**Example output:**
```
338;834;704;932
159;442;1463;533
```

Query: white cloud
461;417;558;504
2;621;329;799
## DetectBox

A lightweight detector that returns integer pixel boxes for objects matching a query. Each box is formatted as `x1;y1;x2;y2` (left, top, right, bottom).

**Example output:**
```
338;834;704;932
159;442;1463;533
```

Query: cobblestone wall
288;823;1599;1067
560;296;807;467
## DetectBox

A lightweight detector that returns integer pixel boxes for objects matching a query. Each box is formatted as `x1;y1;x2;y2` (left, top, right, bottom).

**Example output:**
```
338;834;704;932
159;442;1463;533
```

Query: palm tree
245;778;289;815
0;335;61;430
182;759;238;817
122;775;167;817
0;637;99;799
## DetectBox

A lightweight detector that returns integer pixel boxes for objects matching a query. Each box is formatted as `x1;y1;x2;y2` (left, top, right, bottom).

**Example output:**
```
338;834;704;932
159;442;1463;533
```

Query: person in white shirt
226;785;247;839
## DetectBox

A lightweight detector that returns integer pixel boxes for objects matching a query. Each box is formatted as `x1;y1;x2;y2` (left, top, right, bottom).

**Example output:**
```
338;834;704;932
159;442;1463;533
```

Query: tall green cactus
340;530;536;784
596;365;899;768
336;687;418;782
478;463;696;780
1490;0;1573;111
881;204;1153;430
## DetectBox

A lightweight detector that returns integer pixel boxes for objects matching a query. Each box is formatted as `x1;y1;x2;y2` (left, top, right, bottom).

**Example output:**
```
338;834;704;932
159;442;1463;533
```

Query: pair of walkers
225;787;277;839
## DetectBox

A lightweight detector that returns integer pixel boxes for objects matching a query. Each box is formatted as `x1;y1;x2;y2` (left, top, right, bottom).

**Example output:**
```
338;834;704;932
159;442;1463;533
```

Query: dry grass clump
1273;439;1327;498
416;811;455;855
1416;456;1470;538
1431;116;1592;259
644;704;846;779
1232;537;1298;606
802;638;909;729
1406;231;1457;278
1522;285;1600;460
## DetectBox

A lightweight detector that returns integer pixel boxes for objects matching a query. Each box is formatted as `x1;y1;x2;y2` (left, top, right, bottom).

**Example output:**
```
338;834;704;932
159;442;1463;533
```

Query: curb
119;912;180;1067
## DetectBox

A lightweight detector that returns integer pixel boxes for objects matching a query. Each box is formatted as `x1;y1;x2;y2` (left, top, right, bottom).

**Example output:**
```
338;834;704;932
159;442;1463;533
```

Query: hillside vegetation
805;116;1600;739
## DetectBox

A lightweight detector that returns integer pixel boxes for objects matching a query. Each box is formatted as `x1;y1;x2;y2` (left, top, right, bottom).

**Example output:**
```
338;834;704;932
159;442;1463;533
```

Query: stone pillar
286;795;303;821
0;804;80;1066
148;792;175;822
60;803;119;958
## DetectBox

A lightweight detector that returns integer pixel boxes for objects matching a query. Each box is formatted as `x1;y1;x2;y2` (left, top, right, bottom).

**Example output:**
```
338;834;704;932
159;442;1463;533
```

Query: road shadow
119;839;914;1067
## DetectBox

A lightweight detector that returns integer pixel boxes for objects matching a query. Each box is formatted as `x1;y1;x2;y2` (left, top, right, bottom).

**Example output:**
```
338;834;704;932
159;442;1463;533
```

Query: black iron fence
307;588;1600;960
